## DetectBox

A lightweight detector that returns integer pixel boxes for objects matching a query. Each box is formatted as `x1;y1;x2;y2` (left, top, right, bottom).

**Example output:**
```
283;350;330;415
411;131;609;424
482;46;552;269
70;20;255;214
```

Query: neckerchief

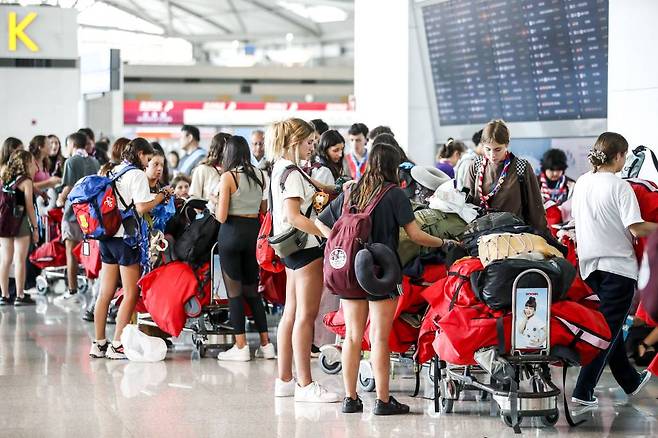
540;172;568;205
478;153;512;210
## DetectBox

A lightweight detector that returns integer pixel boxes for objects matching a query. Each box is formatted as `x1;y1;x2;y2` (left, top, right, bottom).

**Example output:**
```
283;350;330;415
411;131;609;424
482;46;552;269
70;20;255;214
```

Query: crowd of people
0;118;656;415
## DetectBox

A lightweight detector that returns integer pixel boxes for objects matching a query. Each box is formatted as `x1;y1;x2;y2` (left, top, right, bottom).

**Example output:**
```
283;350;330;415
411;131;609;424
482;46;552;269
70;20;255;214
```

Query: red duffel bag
73;240;102;279
29;240;66;269
422;257;483;319
138;261;210;337
435;301;611;367
551;301;611;366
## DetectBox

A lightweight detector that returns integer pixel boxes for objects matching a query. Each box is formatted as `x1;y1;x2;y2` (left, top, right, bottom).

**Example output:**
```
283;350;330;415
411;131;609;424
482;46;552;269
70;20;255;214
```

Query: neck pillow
355;243;402;296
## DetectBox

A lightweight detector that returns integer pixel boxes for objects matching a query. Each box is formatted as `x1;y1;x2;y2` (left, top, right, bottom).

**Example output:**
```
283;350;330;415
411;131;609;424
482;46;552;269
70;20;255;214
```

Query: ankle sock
96;339;107;346
112;341;121;348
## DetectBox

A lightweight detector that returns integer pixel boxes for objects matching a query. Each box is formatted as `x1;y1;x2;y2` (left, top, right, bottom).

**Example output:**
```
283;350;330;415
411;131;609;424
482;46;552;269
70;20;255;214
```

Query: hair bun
587;148;607;166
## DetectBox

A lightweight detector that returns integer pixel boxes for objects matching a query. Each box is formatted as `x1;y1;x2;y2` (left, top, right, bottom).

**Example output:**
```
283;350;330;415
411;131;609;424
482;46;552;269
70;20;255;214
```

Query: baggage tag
82;240;91;257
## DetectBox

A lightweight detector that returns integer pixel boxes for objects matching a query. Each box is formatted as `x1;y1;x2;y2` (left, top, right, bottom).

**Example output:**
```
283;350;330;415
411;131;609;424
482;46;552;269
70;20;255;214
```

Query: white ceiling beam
242;0;323;38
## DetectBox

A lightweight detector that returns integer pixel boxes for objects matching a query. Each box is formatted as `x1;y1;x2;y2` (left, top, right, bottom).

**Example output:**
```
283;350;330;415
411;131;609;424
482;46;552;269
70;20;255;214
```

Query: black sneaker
14;295;36;307
342;396;364;413
373;396;410;416
82;309;95;322
0;296;12;306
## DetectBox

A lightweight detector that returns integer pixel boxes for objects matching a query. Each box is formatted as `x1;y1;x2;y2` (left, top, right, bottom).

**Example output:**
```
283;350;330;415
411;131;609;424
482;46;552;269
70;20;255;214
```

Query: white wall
353;0;410;154
85;90;123;139
0;68;80;144
0;6;79;145
608;0;658;181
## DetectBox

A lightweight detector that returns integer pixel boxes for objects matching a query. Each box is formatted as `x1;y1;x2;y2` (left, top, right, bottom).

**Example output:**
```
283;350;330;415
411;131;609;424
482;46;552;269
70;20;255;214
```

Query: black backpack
174;206;220;266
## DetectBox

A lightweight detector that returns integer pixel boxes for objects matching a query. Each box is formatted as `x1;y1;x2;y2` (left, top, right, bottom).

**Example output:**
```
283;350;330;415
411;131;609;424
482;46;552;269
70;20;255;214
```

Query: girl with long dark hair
29;135;61;192
90;138;174;360
214;136;274;361
316;141;456;415
190;132;231;201
47;135;65;178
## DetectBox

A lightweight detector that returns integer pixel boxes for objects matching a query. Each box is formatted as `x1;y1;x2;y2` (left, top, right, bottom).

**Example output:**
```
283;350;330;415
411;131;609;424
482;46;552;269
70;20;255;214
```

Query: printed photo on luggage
511;269;552;354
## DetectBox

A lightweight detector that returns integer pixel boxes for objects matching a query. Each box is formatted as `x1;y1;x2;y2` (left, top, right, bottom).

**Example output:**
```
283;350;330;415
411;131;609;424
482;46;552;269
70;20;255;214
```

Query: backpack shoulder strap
363;183;396;215
279;164;318;192
110;164;137;181
512;154;530;223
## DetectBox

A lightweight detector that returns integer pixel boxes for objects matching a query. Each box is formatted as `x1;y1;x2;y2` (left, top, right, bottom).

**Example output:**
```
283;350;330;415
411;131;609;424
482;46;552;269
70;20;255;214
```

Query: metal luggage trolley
433;269;562;432
187;242;235;357
137;243;235;358
34;214;91;295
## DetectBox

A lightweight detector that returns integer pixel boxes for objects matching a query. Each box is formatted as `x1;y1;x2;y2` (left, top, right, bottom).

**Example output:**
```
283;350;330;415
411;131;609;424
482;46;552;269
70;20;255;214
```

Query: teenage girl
316;141;458;415
90;138;174;360
570;132;657;406
215;135;275;362
0;150;38;306
268;118;340;403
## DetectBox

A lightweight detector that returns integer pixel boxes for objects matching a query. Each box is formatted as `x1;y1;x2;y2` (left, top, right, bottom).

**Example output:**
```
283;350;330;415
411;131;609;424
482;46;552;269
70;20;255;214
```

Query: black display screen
421;0;608;126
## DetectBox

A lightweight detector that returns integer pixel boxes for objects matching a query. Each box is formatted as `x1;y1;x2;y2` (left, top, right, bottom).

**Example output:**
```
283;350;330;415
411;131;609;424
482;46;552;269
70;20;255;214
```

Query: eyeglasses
253;142;264;146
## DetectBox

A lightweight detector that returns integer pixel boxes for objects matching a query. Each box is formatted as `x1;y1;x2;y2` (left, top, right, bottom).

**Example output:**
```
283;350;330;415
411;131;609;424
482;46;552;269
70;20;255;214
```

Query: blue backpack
67;165;137;240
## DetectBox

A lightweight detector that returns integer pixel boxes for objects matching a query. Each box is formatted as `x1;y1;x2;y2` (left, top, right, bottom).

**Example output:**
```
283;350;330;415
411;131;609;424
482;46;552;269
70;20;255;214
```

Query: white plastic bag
121;324;167;362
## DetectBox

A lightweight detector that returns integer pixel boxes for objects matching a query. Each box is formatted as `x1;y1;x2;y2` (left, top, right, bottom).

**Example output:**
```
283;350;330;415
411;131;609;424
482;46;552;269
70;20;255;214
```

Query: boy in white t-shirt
570;132;658;407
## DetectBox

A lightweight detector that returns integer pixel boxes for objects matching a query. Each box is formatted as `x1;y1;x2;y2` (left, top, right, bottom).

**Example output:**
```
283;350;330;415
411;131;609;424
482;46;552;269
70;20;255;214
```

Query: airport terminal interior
1;0;658;437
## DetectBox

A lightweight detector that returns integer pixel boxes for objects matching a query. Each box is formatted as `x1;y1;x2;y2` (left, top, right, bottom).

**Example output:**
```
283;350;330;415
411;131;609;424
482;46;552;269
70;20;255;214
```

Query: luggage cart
34;214;91;295
188;242;235;357
137;242;235;358
433;269;562;431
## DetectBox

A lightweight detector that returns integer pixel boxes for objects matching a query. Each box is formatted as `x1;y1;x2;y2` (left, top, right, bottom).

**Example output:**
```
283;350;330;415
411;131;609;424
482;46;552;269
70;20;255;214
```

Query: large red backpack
324;184;395;298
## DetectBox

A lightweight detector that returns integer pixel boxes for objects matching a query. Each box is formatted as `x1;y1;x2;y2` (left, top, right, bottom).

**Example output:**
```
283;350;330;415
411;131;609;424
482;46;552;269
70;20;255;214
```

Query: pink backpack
324;183;395;298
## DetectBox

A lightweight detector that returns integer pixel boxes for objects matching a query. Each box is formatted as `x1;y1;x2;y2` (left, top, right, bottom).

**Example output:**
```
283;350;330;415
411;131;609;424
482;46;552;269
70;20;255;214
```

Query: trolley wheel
358;372;376;392
476;390;489;401
77;278;89;294
438;396;454;413
502;414;521;428
319;353;342;375
540;413;559;427
36;276;49;295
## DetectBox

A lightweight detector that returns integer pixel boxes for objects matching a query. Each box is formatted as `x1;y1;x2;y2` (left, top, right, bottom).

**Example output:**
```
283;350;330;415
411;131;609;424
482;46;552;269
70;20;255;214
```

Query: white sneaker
630;370;652;396
275;378;296;397
294;381;341;403
217;344;251;362
54;292;81;307
571;395;598;407
255;343;276;359
106;343;127;360
89;340;108;358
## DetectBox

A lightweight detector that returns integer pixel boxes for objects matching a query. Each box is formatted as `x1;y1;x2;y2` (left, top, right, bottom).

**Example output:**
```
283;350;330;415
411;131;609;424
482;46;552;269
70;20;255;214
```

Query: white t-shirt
111;163;155;238
572;171;644;280
270;159;319;250
520;316;547;347
311;165;336;186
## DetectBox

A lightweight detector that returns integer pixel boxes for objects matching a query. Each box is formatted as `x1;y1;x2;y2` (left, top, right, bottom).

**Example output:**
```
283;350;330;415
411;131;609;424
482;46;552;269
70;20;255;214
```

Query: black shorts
218;216;260;284
99;237;140;266
337;287;401;302
283;246;324;270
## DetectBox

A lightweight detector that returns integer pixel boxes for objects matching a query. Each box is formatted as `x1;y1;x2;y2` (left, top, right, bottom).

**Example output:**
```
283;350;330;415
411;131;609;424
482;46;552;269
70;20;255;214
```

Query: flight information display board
421;0;608;126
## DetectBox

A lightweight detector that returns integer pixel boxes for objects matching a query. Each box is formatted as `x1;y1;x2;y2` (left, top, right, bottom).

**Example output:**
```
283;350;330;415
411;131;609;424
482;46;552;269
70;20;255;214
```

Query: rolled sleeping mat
355;243;403;296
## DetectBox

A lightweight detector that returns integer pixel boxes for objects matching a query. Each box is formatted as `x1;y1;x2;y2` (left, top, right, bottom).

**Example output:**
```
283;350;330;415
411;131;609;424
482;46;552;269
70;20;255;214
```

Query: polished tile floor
0;295;657;438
